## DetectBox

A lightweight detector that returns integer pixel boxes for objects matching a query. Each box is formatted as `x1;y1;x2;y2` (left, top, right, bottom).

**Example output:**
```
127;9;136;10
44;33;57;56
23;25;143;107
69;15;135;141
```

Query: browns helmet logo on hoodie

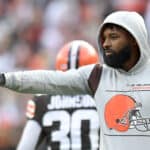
104;94;150;132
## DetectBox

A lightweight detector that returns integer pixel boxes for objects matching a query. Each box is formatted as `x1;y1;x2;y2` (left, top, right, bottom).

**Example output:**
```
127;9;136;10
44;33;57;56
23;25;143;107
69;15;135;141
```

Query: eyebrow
101;24;125;36
102;29;119;39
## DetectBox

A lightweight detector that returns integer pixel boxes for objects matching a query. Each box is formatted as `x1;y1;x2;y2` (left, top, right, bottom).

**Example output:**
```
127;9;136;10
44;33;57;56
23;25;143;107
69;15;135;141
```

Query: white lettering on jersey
47;95;96;109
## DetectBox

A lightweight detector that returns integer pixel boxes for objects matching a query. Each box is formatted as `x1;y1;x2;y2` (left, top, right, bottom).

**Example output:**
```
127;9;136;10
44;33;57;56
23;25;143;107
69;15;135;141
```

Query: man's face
101;25;132;68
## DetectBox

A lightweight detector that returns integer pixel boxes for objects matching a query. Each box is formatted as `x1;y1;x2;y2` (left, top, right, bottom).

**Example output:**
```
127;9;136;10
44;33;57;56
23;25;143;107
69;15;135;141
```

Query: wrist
0;73;6;86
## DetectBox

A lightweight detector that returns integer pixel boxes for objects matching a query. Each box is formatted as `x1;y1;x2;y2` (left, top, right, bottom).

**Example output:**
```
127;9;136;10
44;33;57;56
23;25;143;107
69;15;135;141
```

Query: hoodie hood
97;11;150;74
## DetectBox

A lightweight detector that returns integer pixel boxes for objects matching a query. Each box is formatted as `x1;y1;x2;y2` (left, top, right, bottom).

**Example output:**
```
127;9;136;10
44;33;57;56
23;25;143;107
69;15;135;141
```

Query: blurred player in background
17;40;100;150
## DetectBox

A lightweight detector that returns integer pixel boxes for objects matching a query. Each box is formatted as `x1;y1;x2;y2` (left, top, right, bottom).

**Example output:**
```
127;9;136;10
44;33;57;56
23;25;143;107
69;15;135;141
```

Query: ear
132;39;140;54
130;36;138;47
133;41;138;47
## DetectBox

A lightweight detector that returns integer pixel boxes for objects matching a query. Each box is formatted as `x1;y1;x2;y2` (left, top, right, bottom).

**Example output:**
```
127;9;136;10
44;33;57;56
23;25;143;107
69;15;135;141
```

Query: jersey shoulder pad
26;95;51;119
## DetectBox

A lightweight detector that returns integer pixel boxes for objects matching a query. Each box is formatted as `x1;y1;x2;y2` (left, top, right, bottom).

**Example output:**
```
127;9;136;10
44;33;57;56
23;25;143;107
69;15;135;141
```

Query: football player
17;40;100;150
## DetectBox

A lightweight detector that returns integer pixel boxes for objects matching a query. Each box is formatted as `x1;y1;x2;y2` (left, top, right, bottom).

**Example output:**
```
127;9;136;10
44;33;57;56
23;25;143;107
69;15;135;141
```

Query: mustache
104;49;112;52
103;49;114;54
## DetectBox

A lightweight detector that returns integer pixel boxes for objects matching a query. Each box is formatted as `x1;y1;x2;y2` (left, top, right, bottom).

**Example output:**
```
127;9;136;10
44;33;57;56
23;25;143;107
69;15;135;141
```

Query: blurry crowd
0;0;150;149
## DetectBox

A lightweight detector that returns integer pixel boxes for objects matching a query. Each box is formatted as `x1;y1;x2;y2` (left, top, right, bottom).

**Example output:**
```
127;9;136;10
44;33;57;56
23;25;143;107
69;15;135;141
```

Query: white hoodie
2;11;150;150
95;11;150;150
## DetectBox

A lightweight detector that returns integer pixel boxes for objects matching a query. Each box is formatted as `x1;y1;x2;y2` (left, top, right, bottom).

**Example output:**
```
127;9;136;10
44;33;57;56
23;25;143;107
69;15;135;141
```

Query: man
17;40;100;150
0;11;150;150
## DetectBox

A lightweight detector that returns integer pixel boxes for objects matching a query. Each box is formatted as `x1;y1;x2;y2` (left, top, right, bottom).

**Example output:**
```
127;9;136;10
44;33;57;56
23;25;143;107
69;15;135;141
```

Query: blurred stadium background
0;0;149;149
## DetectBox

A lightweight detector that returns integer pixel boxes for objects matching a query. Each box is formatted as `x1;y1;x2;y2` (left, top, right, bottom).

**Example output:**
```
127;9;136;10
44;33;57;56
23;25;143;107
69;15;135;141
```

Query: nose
102;38;111;50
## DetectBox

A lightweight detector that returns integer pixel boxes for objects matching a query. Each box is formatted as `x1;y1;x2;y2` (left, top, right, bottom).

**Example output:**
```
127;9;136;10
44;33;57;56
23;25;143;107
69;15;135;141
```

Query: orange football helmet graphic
105;94;150;132
105;94;135;132
55;40;99;71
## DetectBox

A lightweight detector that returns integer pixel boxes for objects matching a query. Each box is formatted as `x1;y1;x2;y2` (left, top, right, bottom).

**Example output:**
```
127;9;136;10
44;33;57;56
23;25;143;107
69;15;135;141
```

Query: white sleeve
17;120;42;150
4;65;94;95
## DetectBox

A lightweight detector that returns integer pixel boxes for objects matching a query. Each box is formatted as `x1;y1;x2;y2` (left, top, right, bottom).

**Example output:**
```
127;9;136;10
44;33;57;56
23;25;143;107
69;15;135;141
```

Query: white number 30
43;109;99;150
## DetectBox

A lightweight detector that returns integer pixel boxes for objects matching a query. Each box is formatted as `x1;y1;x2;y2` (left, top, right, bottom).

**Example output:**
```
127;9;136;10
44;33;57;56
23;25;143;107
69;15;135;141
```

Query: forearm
3;70;54;94
17;120;41;150
0;73;5;86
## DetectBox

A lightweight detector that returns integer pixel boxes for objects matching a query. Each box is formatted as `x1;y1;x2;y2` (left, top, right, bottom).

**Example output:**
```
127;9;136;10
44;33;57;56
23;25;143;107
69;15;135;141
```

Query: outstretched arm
0;65;94;95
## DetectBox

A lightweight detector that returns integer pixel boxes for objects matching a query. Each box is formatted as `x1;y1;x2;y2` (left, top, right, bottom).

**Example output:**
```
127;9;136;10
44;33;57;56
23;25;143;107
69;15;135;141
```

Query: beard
103;45;132;69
